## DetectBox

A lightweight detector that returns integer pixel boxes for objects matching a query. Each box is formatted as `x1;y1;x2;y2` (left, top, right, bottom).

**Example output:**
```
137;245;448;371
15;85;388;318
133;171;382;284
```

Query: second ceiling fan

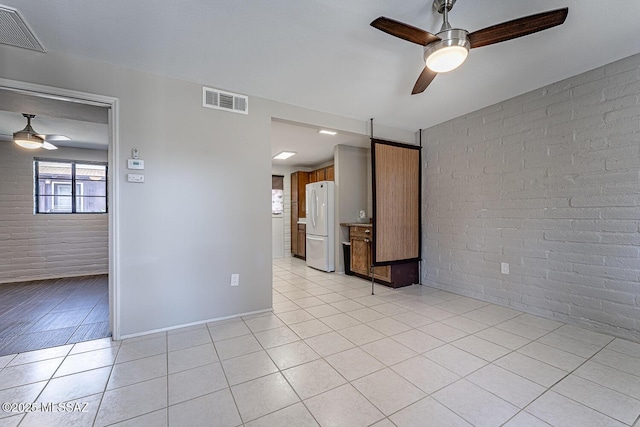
371;0;568;94
13;113;70;150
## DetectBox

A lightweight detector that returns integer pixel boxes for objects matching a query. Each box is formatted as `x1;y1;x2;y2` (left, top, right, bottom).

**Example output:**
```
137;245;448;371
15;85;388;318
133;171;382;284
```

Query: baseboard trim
0;271;109;285
119;308;273;340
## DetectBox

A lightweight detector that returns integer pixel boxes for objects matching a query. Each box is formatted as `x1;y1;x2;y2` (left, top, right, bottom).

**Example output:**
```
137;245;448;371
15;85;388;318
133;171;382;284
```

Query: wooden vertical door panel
298;172;309;218
291;201;299;255
298;224;306;258
291;170;310;256
372;265;391;282
326;165;334;181
291;172;299;200
350;235;370;276
372;140;420;264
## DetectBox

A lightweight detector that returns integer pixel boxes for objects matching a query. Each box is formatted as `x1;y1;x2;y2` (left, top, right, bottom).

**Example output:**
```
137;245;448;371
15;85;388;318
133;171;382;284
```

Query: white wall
0;46;413;337
334;145;370;273
422;53;640;341
0;143;108;283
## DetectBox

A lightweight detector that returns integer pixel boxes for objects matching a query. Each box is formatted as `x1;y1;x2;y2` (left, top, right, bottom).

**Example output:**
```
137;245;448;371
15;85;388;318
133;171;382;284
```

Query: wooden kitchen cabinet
291;171;309;219
290;167;333;258
291;172;310;259
373;265;392;282
349;227;370;276
297;224;306;259
346;224;416;288
291;202;300;258
325;165;334;181
309;165;334;183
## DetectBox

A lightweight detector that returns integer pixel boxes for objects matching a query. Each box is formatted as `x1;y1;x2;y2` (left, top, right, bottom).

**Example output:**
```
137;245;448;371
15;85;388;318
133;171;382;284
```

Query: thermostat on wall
127;159;145;170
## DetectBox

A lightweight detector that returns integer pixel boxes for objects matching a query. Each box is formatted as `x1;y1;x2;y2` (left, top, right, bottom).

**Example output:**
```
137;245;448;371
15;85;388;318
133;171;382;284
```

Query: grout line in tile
500;408;551;427
515;341;631;425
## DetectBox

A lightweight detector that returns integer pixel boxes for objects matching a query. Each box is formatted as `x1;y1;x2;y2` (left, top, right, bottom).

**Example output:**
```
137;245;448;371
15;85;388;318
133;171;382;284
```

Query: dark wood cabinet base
352;261;418;288
344;224;419;288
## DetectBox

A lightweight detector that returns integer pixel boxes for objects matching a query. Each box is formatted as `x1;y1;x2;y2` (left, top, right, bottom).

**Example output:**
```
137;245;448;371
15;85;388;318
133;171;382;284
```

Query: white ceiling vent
0;6;45;52
202;86;248;115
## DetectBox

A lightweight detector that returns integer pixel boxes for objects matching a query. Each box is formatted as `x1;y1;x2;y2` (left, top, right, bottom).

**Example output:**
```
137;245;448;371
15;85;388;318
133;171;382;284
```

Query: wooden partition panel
372;139;421;264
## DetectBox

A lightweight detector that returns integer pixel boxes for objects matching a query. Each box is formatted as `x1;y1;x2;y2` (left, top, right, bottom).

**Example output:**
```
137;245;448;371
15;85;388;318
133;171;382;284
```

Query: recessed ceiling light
273;151;296;160
318;129;337;136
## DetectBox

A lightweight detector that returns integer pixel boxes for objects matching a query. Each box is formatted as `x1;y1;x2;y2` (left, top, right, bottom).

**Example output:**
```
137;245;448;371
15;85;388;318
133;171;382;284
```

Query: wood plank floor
0;275;110;356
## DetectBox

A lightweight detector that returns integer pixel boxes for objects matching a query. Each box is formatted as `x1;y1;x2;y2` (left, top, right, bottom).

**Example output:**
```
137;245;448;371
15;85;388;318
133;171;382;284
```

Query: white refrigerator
305;181;335;272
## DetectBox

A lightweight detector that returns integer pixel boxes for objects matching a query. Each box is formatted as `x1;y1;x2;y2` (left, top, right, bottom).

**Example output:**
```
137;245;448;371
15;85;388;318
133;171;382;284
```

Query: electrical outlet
500;262;509;275
230;273;239;287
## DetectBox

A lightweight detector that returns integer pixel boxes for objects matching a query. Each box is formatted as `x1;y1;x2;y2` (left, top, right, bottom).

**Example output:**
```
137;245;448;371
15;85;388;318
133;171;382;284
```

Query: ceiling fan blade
412;67;438;95
371;17;440;46
42;141;58;150
468;7;568;49
37;134;71;142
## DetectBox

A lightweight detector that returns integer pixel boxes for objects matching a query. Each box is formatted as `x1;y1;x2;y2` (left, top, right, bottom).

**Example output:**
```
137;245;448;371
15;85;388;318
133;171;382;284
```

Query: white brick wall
422;53;640;341
0;143;108;283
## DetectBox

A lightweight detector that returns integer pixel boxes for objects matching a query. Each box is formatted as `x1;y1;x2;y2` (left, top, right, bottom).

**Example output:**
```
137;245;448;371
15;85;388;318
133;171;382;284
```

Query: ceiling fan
371;0;568;94
12;113;70;150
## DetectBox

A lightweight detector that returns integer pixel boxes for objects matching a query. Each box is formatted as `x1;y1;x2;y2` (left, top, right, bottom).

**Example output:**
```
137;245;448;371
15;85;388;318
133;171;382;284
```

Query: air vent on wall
0;6;45;52
202;86;248;115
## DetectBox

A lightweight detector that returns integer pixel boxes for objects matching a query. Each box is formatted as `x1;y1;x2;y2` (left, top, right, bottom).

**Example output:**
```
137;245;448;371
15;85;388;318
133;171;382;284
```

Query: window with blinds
34;159;108;214
272;175;284;215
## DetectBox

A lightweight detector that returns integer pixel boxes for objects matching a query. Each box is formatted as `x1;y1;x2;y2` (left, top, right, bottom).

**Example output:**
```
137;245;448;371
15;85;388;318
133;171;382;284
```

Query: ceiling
2;0;640;159
271;120;369;168
0;88;110;150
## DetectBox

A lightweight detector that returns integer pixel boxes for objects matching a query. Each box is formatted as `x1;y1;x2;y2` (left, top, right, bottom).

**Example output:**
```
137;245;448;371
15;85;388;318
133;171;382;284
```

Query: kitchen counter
340;223;371;227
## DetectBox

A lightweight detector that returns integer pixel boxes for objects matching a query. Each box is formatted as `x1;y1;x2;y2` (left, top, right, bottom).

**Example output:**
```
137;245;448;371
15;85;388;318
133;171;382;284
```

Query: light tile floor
1;257;639;426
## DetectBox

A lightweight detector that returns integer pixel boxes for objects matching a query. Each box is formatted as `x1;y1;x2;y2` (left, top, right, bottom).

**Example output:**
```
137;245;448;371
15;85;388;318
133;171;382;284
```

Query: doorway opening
0;79;119;356
270;118;370;273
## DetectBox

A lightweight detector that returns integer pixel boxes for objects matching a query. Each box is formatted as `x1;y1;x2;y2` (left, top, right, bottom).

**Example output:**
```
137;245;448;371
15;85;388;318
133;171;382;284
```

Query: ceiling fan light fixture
426;45;468;72
13;114;44;149
424;29;469;73
14;134;44;149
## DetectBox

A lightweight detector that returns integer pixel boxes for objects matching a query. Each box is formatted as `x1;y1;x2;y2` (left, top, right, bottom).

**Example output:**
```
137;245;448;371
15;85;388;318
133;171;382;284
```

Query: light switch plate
127;174;145;183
